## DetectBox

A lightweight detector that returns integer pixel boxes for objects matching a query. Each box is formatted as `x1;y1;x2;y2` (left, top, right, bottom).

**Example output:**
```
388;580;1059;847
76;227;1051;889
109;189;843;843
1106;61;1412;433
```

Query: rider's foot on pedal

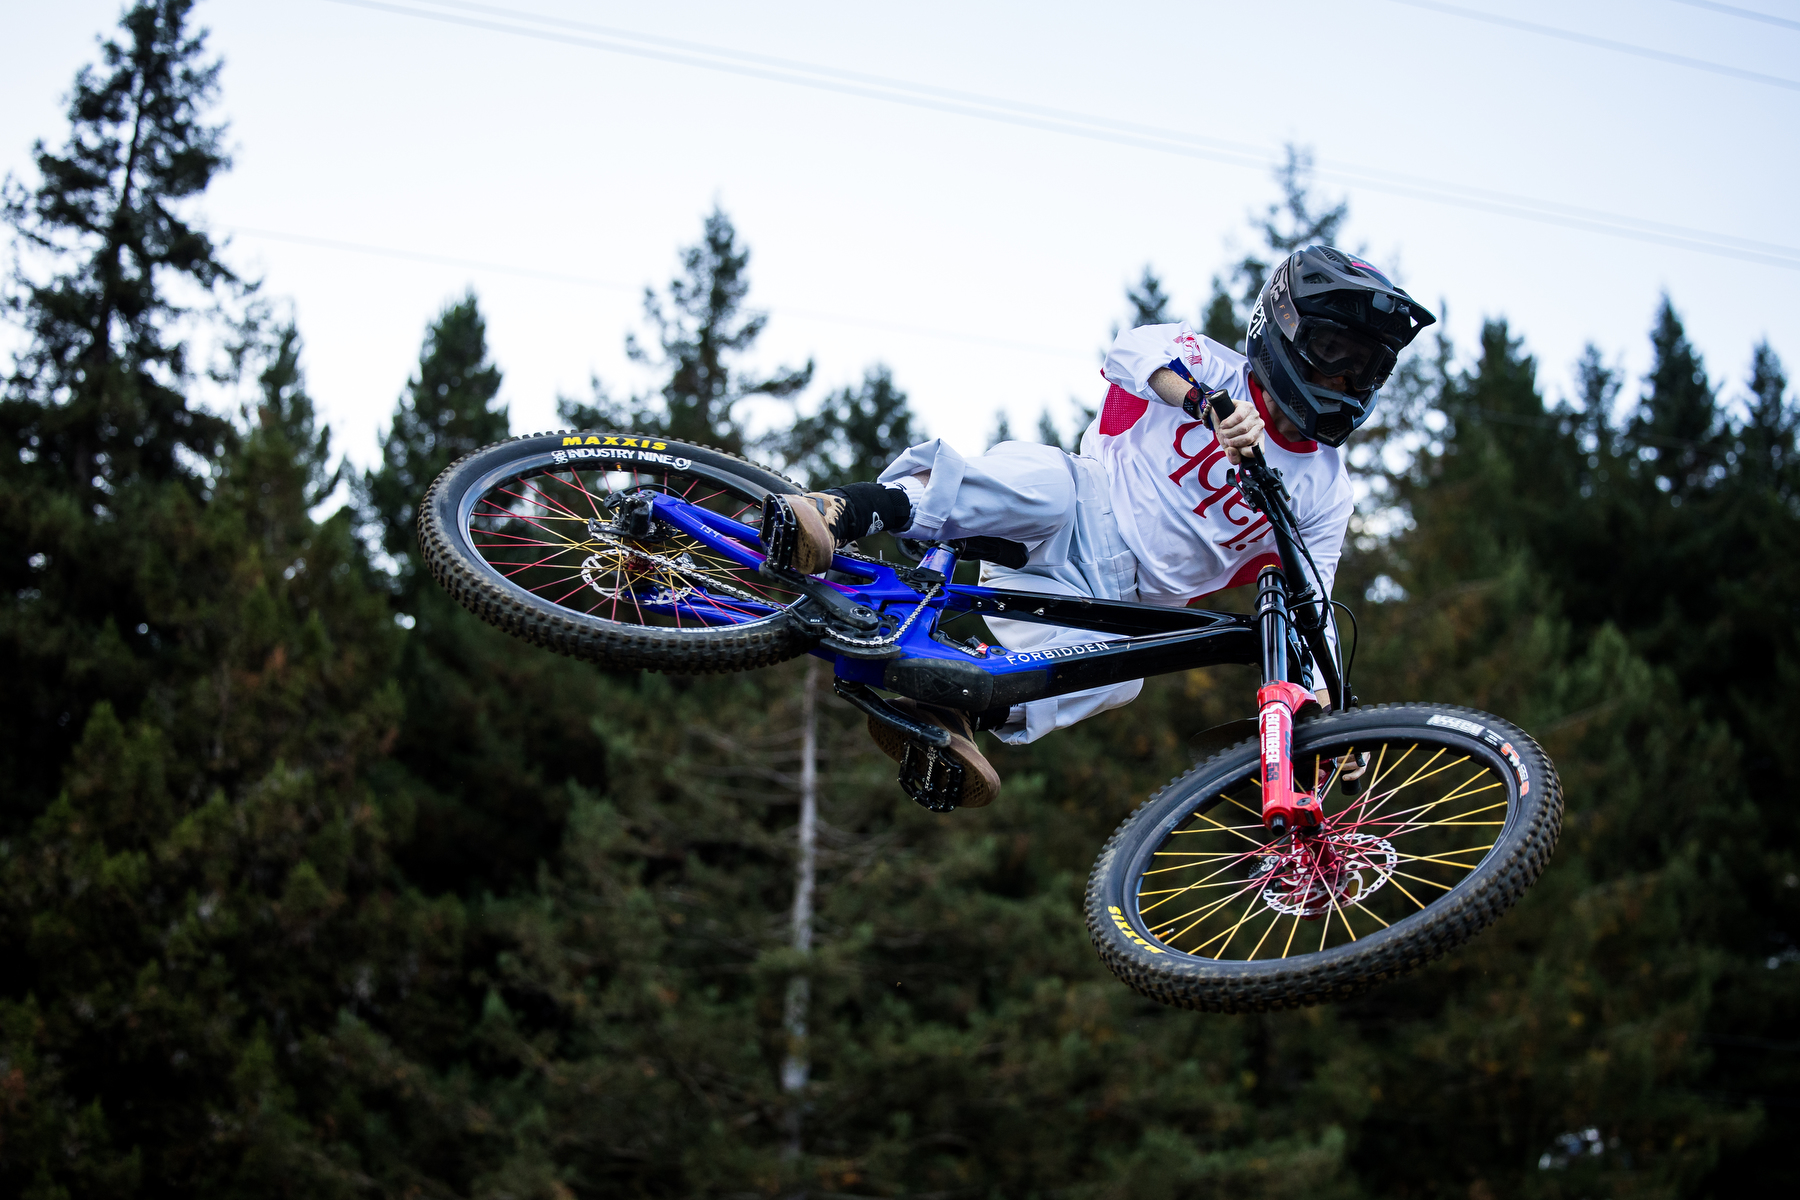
776;492;847;575
763;483;913;575
866;698;1002;809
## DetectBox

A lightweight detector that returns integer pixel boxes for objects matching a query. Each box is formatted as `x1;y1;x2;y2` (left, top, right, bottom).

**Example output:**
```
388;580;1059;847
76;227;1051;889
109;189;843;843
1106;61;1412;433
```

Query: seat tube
1255;566;1322;835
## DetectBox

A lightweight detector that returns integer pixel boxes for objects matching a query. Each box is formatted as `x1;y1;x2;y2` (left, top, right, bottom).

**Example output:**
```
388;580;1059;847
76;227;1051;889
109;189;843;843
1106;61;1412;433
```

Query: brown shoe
866;698;1002;810
765;492;848;575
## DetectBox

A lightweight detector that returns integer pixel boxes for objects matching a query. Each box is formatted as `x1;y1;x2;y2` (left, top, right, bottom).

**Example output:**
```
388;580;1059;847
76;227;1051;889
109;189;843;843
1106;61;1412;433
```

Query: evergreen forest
2;4;1795;1196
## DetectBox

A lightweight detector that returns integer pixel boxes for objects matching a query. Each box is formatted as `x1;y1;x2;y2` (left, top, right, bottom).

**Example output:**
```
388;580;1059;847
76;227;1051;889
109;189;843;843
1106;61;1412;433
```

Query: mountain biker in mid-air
767;246;1437;809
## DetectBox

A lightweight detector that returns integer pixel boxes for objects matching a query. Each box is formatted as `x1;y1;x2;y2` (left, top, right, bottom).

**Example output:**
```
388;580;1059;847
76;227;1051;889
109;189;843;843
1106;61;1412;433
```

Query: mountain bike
417;398;1561;1013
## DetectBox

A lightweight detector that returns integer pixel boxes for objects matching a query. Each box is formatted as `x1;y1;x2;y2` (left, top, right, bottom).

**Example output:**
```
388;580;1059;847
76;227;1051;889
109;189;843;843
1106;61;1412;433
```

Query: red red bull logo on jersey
1173;331;1206;371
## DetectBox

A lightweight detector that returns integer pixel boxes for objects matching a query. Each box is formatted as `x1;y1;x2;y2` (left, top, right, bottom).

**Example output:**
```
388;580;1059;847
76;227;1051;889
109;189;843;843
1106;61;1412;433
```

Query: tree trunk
781;658;819;1158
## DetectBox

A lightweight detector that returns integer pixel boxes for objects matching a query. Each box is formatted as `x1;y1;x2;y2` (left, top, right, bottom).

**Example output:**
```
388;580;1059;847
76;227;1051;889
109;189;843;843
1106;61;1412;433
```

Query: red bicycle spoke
517;475;589;521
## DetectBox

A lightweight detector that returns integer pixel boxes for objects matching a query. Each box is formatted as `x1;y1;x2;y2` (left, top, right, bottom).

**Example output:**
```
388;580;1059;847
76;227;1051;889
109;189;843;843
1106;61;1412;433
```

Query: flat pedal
897;742;965;813
759;494;799;569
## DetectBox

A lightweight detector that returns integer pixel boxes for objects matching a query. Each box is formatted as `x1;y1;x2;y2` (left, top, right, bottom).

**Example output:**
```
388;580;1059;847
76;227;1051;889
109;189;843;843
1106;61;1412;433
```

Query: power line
317;0;1800;272
1383;0;1800;92
227;225;1095;360
1667;0;1800;33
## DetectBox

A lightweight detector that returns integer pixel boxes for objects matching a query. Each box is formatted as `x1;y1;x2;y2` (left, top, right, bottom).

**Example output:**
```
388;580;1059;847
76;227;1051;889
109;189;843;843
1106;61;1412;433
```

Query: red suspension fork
1258;681;1322;834
1256;567;1321;834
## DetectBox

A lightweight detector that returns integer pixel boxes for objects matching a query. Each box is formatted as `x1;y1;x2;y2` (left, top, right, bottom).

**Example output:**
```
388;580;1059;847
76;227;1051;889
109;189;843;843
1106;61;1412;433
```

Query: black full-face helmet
1246;246;1436;446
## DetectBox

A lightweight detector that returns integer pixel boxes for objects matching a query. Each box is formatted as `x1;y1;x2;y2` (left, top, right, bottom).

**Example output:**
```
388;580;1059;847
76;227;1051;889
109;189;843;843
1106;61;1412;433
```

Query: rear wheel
1086;703;1561;1012
418;431;814;673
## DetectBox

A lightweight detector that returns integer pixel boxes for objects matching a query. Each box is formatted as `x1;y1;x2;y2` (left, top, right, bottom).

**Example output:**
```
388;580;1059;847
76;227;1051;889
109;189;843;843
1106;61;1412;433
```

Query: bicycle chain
811;582;941;650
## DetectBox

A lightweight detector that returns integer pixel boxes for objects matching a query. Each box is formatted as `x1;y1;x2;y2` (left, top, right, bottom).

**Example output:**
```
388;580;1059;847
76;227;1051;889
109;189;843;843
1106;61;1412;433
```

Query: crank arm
832;680;952;749
760;563;885;632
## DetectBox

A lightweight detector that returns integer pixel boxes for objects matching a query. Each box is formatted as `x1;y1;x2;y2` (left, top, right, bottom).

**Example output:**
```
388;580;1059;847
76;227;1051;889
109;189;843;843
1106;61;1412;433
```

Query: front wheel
1086;703;1561;1012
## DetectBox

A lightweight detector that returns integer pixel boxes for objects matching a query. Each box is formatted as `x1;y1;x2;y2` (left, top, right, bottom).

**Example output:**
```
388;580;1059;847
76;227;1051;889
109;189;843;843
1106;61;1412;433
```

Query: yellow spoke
1246;909;1284;960
1363;741;1409;793
1141;848;1263;883
1318;746;1355;800
1154;850;1258;857
1160;876;1275;943
1191;810;1268;847
1168;829;1269;840
1408;820;1505;828
1139;877;1260;897
1156;875;1270;938
1394;845;1495;867
1343;764;1485;838
1280;911;1303;958
1327;877;1359;943
1390;868;1456;891
1139;859;1263;914
1360;777;1502;830
1440;798;1510;822
1357;749;1457;824
1192;894;1267;957
1385;874;1430;911
1393;747;1459;789
1432;771;1506;806
1225;792;1264;820
1364;750;1474;821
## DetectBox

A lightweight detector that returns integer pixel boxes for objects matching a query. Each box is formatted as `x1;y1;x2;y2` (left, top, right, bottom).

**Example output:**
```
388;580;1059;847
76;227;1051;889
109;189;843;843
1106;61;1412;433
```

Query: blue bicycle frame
641;490;1335;742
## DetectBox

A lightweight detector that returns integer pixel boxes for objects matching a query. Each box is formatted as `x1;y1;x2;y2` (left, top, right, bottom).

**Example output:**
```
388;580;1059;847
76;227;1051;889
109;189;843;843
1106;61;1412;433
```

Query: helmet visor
1295;319;1399;393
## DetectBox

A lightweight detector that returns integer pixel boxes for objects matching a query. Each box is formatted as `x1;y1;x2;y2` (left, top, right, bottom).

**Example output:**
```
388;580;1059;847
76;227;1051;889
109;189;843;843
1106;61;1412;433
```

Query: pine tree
0;317;505;1195
1123;265;1172;328
1632;296;1726;501
771;364;920;488
1201;145;1347;348
563;207;811;454
0;0;241;829
1738;340;1795;494
361;295;613;897
362;291;507;598
1;0;238;496
1337;306;1793;1192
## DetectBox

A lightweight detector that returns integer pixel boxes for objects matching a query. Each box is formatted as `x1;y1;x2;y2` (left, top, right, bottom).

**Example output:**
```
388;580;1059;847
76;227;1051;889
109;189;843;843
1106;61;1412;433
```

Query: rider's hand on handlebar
1209;401;1265;466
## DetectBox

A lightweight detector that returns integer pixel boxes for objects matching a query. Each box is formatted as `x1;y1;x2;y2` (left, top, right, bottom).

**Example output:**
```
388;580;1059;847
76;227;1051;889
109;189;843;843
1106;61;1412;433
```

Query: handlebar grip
1181;384;1236;422
1198;385;1271;471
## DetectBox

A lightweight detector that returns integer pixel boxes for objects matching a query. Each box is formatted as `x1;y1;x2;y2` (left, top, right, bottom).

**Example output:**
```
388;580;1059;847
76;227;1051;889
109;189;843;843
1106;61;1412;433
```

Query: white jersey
1082;322;1353;616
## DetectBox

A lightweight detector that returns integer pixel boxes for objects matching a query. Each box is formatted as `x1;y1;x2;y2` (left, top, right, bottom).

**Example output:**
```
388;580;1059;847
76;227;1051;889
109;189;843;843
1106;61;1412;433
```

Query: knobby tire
1085;703;1562;1012
417;431;813;674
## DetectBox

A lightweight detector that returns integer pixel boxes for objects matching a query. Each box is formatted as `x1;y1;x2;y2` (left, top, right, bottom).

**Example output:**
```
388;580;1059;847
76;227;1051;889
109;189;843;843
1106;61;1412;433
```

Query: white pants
879;439;1144;745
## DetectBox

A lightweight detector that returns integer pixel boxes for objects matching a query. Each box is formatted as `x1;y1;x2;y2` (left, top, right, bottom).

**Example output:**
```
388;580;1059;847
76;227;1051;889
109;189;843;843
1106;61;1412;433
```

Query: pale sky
4;0;1797;468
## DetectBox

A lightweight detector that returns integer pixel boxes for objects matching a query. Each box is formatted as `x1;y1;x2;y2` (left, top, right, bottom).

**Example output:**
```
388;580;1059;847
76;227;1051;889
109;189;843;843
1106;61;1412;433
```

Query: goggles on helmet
1292;319;1399;394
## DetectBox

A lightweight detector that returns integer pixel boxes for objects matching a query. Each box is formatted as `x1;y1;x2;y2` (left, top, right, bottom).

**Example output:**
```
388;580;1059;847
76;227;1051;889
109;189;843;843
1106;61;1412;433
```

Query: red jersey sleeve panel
1098;383;1150;436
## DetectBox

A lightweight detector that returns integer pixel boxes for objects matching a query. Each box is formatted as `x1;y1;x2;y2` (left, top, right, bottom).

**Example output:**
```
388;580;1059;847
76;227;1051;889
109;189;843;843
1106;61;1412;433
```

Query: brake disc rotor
1256;831;1398;919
